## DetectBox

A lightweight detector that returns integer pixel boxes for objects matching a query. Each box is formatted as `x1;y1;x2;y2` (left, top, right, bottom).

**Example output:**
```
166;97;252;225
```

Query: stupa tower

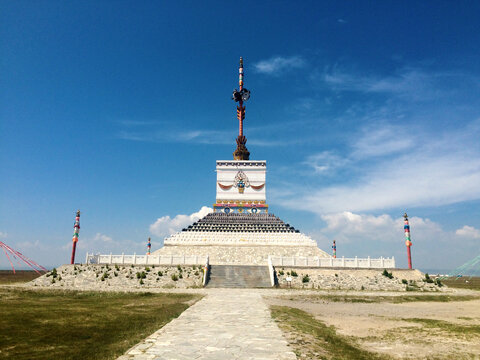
214;57;266;214
154;58;329;265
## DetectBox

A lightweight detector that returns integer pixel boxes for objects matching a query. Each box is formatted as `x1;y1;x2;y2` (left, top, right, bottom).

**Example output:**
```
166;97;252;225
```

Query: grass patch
0;287;200;360
402;317;480;336
441;277;480;290
271;305;390;360
281;294;479;304
0;270;43;284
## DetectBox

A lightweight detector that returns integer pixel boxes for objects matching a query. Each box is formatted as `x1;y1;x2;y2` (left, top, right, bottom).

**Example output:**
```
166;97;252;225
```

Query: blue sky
1;1;479;271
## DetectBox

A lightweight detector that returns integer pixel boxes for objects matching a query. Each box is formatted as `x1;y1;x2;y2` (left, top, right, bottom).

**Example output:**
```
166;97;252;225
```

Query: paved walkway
118;289;296;360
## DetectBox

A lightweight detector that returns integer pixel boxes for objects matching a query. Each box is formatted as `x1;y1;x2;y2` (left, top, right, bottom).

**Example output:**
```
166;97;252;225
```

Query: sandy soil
265;292;480;359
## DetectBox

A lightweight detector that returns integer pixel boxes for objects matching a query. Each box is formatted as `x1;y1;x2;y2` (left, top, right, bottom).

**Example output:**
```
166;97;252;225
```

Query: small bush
425;273;434;283
58;275;62;281
335;273;338;277
115;265;119;271
286;271;290;276
157;271;163;276
194;271;199;276
136;271;146;279
382;269;393;279
51;268;58;278
51;278;55;284
192;265;197;270
145;267;151;272
179;273;183;279
278;270;284;276
402;279;408;284
171;274;178;281
291;270;298;277
177;265;182;271
302;275;310;283
361;285;365;290
139;279;144;285
114;272;118;277
435;278;443;287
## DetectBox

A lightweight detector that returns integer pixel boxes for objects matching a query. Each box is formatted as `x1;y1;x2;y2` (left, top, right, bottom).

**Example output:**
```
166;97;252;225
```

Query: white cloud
455;225;480;239
276;120;480;214
149;206;213;238
303;151;348;174
254;56;305;75
0;231;7;239
93;233;113;243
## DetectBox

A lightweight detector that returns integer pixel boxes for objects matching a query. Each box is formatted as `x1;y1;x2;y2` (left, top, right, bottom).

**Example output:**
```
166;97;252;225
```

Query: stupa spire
232;57;250;160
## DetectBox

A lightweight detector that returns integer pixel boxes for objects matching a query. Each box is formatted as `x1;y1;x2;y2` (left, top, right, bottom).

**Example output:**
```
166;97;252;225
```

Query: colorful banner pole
404;212;413;269
332;240;337;258
147;237;151;255
70;210;80;265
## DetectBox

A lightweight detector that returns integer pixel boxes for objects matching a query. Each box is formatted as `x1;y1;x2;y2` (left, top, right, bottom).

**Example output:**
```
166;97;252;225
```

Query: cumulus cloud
93;233;113;243
276;119;480;214
455;225;480;239
149;206;213;238
254;56;305;75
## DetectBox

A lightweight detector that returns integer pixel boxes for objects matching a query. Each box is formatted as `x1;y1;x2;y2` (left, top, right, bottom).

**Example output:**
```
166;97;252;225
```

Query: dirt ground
265;291;480;359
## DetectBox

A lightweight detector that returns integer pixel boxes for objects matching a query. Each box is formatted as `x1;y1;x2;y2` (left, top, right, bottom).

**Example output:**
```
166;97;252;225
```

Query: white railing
85;253;208;266
267;255;275;287
202;255;209;287
269;256;395;269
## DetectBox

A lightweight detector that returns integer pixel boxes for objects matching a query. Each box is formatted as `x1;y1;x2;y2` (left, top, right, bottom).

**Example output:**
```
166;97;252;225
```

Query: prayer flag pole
70;210;80;264
404;213;413;269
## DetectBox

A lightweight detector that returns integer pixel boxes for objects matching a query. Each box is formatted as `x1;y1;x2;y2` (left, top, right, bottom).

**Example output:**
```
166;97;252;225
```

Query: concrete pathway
118;289;296;360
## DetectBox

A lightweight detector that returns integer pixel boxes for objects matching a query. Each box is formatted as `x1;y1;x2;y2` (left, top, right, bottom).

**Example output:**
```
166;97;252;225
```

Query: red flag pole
70;210;81;264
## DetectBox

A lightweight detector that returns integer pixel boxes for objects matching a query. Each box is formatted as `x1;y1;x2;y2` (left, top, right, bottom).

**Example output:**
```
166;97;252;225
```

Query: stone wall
154;245;329;265
29;264;204;290
275;267;446;291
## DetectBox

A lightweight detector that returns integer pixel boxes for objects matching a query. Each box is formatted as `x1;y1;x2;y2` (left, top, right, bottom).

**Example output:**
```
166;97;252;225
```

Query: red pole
404;213;413;269
238;57;244;137
70;210;80;264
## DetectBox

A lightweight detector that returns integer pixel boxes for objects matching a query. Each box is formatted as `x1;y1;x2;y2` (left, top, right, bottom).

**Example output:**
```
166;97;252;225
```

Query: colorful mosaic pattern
70;210;80;264
404;212;413;269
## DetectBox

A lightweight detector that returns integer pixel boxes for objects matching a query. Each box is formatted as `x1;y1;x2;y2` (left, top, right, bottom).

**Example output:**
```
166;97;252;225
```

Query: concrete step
206;265;271;288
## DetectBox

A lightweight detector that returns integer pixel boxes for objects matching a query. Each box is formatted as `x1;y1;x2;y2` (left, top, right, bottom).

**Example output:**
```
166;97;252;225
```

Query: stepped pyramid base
154;244;328;265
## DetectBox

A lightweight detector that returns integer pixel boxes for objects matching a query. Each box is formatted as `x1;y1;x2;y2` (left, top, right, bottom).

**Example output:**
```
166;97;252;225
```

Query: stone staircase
206;265;272;288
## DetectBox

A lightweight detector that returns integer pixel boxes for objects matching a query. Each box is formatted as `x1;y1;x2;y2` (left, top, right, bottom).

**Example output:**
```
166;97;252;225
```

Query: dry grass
0;270;43;284
0;287;200;360
271;305;391;360
441;276;480;290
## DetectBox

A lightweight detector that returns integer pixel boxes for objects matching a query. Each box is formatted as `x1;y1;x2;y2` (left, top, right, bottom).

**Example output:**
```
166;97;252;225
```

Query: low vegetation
0;270;43;284
402;317;480;336
0;287;200;360
280;294;479;304
441;276;480;290
271;305;390;360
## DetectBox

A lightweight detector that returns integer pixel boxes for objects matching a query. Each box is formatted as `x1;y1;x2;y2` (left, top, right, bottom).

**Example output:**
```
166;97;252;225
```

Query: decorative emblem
218;170;265;193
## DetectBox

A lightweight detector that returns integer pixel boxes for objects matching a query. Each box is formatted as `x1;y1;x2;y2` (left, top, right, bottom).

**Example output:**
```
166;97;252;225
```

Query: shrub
291;270;298;277
382;269;393;279
278;270;284;276
51;268;58;278
194;271;199;276
302;275;310;283
171;274;178;281
114;272;118;277
192;265;197;270
139;279;144;285
335;273;338;277
58;275;62;281
435;278;443;287
115;265;119;271
157;271;163;276
179;273;183;279
286;271;290;276
425;273;434;283
402;279;408;284
136;271;146;279
361;285;365;290
145;267;151;272
51;278;55;284
177;265;182;271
